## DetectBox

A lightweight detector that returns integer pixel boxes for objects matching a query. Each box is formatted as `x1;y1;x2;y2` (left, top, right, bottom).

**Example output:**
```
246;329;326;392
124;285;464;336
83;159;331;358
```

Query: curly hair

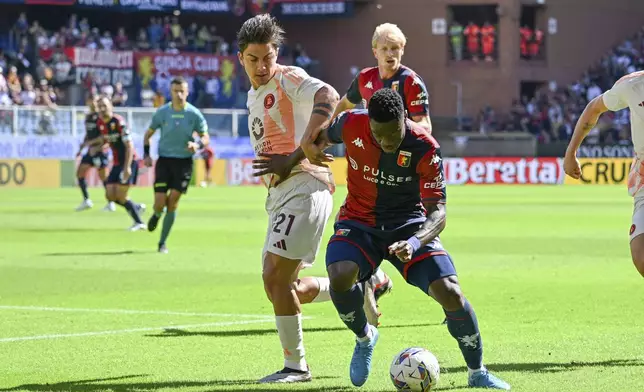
368;88;404;123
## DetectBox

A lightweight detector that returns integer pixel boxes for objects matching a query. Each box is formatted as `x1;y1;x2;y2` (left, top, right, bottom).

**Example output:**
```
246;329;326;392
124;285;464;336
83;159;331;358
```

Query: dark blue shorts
107;162;139;185
80;151;109;168
326;220;457;294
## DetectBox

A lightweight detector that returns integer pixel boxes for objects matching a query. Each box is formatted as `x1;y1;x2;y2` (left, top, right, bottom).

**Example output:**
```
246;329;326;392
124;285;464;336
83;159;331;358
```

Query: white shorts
262;173;333;267
631;195;644;242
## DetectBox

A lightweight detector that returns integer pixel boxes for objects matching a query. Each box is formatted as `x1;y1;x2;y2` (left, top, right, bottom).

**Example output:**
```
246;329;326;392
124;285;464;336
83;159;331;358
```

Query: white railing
0;105;249;138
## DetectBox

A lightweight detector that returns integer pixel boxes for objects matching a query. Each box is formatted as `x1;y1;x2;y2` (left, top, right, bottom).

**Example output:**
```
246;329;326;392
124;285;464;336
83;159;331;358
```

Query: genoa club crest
397;150;411;167
391;80;400;92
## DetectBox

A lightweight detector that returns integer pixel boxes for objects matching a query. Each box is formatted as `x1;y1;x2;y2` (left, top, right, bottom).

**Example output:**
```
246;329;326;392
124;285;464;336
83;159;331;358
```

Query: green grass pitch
1;185;643;392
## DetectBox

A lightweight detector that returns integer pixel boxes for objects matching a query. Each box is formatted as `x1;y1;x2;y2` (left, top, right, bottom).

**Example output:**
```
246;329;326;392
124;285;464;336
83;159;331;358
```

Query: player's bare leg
429;276;510;390
629;234;644;277
259;252;312;383
75;163;93;211
98;167;115;212
107;184;145;231
295;276;331;304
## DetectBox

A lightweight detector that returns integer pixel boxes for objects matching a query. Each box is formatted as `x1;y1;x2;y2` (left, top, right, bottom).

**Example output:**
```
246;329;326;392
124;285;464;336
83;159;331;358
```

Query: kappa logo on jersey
264;93;275;109
335;228;351;236
251;117;264;140
348;156;358;170
397;150;411;167
430;154;441;165
364;81;373;89
412;76;422;86
352;137;365;149
391;81;400;92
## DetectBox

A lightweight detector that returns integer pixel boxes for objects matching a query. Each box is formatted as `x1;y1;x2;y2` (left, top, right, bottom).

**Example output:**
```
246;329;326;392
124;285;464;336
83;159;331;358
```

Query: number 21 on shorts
273;212;296;235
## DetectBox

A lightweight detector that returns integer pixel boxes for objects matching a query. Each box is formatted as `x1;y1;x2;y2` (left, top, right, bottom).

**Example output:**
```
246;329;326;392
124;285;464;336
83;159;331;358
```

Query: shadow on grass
145;322;440;338
43;251;139;256
441;358;644;374
0;375;385;392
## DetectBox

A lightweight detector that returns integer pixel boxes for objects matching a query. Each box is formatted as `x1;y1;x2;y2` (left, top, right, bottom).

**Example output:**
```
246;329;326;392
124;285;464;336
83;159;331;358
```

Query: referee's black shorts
154;157;194;194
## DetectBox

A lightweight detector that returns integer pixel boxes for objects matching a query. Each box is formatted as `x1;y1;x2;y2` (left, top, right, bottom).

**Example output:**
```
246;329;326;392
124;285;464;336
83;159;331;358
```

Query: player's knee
327;261;359;292
429;276;465;311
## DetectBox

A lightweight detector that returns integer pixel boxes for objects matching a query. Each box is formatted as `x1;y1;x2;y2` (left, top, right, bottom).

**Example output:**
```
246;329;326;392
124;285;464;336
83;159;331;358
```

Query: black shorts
80;151;109;169
325;220;457;294
107;161;139;185
154;157;194;194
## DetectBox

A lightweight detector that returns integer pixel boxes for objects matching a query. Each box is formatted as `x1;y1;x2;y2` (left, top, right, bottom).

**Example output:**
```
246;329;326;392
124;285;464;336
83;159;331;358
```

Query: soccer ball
389;347;440;391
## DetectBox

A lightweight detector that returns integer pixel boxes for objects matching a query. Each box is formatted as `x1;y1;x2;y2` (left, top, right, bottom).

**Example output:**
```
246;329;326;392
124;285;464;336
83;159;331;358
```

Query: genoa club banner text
134;51;238;106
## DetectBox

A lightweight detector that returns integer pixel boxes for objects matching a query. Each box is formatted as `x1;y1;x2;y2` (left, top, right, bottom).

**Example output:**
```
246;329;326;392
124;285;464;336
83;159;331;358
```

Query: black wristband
197;140;205;149
143;144;150;157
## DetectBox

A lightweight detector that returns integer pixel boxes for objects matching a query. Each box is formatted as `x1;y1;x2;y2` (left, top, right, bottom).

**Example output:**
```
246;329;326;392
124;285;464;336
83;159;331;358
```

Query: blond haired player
564;70;644;277
236;14;339;383
317;23;434;325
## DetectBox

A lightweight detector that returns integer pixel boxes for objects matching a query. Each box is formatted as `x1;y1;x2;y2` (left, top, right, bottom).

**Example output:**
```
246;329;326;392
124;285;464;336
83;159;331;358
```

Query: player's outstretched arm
252;129;337;182
411;114;433;133
564;95;609;179
87;135;104;148
301;85;340;166
331;95;357;120
389;203;446;263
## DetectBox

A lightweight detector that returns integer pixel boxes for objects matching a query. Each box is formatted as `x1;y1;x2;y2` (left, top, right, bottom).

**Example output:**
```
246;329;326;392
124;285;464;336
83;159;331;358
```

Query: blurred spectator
153;89;166;108
295;50;312;72
112;82;128;106
197;26;211;52
480;22;496;62
115;27;129;50
100;31;114;50
137;29;151;51
449;21;464;61
464;22;480;61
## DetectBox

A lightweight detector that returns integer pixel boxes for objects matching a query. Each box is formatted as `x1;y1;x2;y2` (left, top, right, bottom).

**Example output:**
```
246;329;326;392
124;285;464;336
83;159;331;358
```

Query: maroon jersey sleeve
404;73;430;118
326;110;353;144
417;145;446;204
345;73;363;105
114;115;132;142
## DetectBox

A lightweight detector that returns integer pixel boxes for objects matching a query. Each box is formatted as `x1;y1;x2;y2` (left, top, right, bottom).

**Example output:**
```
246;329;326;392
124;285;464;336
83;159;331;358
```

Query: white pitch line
0;305;272;319
0;319;274;343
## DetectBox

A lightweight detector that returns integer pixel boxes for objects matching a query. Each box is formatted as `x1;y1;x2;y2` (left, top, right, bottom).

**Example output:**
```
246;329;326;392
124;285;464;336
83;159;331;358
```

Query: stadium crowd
3;11;641;146
476;27;644;145
7;12;317;109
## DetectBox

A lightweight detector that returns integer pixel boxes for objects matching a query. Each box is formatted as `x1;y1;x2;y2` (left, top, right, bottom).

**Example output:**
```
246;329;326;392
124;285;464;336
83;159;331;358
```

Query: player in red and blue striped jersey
332;23;432;132
329;23;432;325
306;89;511;390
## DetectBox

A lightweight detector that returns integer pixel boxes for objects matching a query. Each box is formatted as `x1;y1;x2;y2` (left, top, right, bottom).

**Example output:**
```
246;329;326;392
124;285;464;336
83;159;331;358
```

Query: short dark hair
171;76;187;86
368;88;404;123
237;14;285;54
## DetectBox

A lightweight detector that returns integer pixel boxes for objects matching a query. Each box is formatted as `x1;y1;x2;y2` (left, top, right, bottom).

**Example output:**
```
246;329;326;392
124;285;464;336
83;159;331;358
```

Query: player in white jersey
564;70;644;277
237;14;339;383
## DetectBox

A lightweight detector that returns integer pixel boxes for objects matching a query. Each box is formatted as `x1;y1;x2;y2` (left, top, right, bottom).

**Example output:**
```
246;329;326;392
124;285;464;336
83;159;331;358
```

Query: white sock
372;267;388;286
311;277;331;303
356;325;373;342
468;366;486;377
275;314;307;371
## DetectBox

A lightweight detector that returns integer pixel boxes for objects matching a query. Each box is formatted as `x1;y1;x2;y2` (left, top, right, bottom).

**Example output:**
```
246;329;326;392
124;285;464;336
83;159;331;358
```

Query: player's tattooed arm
415;203;447;246
389;203;446;263
301;85;340;166
564;94;610;179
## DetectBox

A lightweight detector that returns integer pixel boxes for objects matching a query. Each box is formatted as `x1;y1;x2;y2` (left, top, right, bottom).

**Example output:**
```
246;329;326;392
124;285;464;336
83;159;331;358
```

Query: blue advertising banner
212;136;254;159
